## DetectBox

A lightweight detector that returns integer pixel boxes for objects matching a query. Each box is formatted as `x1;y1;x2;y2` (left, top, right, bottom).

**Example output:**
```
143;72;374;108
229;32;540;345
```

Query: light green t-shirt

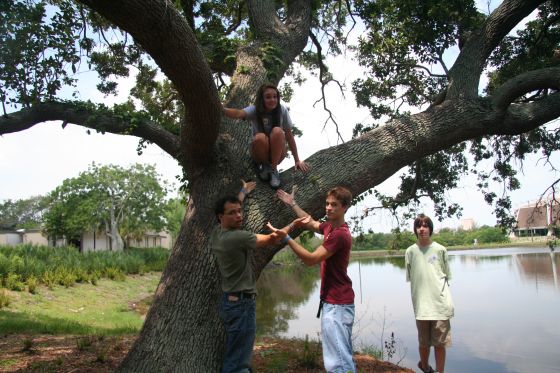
405;241;454;320
210;226;257;294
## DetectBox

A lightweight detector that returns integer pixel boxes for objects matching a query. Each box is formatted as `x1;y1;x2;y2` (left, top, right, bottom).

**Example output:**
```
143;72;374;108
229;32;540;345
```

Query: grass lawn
0;272;160;335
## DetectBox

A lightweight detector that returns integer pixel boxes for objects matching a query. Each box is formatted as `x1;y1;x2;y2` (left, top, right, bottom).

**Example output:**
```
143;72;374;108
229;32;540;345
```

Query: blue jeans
321;302;356;373
219;293;256;373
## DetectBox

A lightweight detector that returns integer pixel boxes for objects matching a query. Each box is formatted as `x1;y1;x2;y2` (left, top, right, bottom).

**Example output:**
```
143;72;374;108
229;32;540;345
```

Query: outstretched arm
277;188;321;233
270;219;333;266
222;106;247;120
255;222;288;248
287;241;333;266
284;128;310;172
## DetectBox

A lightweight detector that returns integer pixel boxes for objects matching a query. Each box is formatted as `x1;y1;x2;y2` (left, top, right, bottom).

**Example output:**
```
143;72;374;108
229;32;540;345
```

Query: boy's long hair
255;84;282;134
413;214;434;237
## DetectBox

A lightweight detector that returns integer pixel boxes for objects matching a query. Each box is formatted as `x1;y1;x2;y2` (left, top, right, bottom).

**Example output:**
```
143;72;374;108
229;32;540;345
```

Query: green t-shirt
405;241;454;320
210;226;257;293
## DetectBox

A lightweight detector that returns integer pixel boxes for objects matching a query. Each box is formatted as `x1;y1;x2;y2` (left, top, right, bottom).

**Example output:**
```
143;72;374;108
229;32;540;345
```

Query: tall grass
0;244;169;291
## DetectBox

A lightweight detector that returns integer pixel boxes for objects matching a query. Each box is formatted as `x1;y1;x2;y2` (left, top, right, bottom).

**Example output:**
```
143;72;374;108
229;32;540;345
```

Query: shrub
74;268;89;283
297;335;320;369
55;267;77;288
0;253;10;276
4;273;25;291
21;338;34;352
42;271;56;289
76;336;93;351
106;267;126;281
0;288;10;308
90;270;101;285
26;275;38;294
0;244;169;287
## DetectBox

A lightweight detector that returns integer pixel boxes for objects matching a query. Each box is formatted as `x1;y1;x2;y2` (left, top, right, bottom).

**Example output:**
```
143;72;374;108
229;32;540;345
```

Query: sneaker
269;168;281;189
417;361;435;373
258;164;271;181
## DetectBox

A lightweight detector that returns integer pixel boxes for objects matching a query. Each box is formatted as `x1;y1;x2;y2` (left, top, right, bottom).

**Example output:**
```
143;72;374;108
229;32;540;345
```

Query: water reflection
256;265;318;336
256;248;560;373
513;252;559;289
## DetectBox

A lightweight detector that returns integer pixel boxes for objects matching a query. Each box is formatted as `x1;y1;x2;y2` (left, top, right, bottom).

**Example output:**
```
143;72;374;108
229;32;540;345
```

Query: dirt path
0;334;414;372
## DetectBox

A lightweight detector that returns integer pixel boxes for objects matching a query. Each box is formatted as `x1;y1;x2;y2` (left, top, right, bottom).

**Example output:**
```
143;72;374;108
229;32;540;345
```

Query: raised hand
242;179;256;195
276;187;295;206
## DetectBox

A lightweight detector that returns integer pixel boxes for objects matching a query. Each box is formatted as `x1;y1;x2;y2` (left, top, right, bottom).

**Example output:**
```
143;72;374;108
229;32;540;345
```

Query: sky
1;0;557;233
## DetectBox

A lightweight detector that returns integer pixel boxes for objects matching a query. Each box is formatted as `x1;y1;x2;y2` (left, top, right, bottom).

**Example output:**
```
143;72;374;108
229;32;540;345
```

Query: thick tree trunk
118;214;224;371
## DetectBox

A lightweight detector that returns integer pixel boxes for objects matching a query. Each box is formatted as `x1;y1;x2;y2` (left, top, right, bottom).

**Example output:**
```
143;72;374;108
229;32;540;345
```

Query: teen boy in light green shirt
405;214;454;373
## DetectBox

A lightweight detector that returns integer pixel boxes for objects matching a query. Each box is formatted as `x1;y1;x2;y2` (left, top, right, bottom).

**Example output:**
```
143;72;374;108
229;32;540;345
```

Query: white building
0;228;172;251
513;197;559;237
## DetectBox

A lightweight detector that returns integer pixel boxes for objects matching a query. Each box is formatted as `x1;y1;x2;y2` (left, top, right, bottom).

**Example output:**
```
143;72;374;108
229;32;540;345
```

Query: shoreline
350;240;548;259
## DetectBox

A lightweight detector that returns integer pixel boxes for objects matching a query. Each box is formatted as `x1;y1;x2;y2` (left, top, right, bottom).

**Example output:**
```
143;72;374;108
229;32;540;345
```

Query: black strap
316;299;324;318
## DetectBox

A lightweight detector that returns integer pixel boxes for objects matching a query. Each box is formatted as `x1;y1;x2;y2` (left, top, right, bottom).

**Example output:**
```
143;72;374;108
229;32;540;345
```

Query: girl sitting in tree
222;84;310;188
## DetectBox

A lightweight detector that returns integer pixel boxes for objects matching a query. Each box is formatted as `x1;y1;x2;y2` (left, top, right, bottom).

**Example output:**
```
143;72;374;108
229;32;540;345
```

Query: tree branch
0;101;181;159
499;93;560;134
275;95;560;221
447;0;545;98
77;0;221;172
492;67;560;110
247;0;311;63
309;30;345;143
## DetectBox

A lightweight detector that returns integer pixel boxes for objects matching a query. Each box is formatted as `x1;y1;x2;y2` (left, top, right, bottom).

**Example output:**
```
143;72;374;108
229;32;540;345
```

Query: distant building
459;218;475;231
513;197;559;237
0;228;172;251
0;229;48;246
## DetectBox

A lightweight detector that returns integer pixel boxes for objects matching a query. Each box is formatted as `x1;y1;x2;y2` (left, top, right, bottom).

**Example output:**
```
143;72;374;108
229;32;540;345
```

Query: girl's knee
253;133;268;143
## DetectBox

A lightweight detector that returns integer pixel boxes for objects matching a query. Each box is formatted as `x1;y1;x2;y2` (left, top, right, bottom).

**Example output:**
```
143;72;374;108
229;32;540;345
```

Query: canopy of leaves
43;163;169;241
351;0;560;228
0;196;46;230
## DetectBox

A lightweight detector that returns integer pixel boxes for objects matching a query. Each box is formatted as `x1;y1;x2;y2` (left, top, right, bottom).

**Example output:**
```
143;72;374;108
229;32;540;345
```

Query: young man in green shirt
405;214;454;373
211;181;287;373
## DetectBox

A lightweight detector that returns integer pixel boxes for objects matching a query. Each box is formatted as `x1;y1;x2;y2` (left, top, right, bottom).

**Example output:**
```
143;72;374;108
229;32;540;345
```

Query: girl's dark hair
413;214;434;237
254;84;281;134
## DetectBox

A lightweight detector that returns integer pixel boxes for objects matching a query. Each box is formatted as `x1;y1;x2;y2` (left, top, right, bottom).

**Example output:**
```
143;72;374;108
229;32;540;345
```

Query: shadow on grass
0;310;138;336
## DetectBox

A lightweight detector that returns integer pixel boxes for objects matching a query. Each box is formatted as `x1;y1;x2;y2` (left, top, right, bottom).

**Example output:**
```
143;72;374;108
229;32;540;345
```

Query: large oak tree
1;0;559;371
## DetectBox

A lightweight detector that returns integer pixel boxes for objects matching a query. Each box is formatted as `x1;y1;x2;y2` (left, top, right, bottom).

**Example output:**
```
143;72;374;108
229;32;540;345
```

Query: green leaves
352;0;481;119
0;0;82;107
43;163;170;243
0;196;47;230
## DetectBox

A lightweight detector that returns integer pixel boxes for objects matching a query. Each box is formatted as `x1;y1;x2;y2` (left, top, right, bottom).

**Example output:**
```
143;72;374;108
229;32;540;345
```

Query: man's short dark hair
413;214;434;237
327;186;352;207
214;195;241;218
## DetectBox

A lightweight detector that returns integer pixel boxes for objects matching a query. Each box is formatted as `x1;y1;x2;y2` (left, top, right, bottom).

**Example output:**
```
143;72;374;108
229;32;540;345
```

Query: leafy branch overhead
351;0;560;225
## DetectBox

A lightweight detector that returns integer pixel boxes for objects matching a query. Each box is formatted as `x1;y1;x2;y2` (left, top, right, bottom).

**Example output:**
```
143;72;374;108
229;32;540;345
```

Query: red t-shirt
319;222;354;304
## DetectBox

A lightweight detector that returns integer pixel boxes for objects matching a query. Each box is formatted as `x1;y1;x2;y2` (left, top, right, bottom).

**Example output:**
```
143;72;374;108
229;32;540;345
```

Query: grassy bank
0;272;160;335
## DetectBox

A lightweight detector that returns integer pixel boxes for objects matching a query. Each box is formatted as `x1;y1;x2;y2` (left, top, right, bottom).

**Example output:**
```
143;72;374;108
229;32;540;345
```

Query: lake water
256;247;560;373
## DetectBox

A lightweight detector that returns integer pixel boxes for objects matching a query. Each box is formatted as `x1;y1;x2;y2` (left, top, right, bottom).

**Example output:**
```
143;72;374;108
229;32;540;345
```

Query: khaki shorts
416;319;452;347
